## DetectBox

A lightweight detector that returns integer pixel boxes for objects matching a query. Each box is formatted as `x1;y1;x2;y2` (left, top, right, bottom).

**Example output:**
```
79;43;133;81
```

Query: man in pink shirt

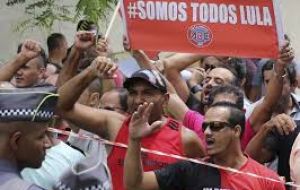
166;42;294;149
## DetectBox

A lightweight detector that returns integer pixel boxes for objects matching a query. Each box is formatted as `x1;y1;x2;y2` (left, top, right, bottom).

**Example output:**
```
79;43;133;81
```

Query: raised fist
95;38;108;56
89;56;118;79
74;31;95;51
277;41;295;66
264;114;296;136
19;40;42;60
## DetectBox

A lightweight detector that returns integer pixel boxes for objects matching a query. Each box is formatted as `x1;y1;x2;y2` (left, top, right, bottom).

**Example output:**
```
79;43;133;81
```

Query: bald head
0;121;50;169
0;121;49;144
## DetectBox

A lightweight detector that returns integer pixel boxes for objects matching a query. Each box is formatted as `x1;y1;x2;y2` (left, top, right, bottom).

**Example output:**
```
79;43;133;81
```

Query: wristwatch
190;84;203;94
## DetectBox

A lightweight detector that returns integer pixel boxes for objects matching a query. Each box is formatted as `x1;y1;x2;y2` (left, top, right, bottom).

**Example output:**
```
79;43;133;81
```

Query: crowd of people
0;19;299;190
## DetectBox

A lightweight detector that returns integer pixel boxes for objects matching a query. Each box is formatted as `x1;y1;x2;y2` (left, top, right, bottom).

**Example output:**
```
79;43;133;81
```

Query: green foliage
6;0;26;6
6;0;117;34
75;0;116;25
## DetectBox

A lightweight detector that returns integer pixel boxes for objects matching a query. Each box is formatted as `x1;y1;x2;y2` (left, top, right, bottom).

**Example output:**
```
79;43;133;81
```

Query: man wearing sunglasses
124;101;285;190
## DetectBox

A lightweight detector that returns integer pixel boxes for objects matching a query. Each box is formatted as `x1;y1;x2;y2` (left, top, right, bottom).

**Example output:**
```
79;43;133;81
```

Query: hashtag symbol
127;2;138;19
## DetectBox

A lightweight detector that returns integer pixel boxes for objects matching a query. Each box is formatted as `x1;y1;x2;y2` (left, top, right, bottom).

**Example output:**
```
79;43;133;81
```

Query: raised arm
163;75;190;121
123;36;155;70
163;53;203;102
249;42;295;133
245;114;296;163
56;31;98;87
125;102;160;190
0;40;41;82
57;56;122;138
181;127;206;157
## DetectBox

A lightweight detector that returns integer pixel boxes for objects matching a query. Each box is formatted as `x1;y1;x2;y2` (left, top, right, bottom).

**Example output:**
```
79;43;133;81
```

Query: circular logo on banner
187;25;213;48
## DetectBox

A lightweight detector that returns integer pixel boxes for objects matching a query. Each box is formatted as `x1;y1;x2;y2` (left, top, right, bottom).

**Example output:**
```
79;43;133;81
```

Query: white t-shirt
21;141;85;190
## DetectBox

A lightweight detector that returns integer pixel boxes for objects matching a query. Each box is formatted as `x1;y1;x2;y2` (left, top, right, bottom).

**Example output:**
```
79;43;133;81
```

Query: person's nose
16;68;23;76
134;94;145;105
204;125;212;136
203;80;213;90
206;78;215;87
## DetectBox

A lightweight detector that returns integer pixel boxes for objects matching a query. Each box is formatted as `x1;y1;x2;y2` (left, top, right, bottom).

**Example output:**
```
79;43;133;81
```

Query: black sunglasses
202;121;235;133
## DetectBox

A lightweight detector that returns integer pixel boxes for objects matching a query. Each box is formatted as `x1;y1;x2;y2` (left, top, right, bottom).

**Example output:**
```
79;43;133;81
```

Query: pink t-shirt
183;110;254;150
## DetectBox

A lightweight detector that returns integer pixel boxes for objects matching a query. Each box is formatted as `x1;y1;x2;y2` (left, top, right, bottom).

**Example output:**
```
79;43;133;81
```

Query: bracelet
273;64;287;78
190;84;203;94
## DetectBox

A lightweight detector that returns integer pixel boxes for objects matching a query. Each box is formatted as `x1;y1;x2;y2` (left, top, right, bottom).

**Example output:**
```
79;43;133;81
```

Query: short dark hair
262;60;297;85
217;64;240;87
210;101;245;137
208;85;244;110
227;58;247;83
47;33;66;52
76;19;96;31
116;88;128;112
17;43;47;68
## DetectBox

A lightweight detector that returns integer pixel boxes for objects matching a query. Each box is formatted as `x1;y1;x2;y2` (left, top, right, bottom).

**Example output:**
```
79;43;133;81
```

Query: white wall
280;0;300;62
0;0;299;63
0;0;124;63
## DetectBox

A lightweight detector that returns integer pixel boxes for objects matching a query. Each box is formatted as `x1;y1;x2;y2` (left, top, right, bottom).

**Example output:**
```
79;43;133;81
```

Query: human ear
233;125;242;138
88;92;100;108
9;131;22;151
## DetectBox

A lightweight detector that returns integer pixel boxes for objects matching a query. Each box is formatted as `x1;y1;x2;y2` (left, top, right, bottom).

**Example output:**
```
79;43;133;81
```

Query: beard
273;95;290;114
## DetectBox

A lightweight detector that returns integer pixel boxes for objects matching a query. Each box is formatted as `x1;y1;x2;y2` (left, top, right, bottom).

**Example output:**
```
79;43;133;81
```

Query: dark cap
0;85;58;122
123;69;167;93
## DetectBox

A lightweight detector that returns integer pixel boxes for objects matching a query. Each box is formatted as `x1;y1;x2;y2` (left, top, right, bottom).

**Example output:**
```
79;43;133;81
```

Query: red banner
121;0;284;59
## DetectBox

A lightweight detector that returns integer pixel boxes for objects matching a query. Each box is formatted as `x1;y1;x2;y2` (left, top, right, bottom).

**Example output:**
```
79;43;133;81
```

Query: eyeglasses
202;121;234;132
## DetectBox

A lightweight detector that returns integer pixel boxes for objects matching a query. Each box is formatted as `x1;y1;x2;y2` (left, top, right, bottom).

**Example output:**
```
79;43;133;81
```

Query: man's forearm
58;66;95;111
124;139;144;189
245;125;273;163
0;54;28;82
132;50;155;70
56;47;82;87
250;63;285;132
264;63;285;107
164;53;203;71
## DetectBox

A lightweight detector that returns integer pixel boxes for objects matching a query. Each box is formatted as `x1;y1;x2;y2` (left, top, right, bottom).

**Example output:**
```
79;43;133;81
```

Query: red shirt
221;157;285;189
155;156;285;190
108;117;184;190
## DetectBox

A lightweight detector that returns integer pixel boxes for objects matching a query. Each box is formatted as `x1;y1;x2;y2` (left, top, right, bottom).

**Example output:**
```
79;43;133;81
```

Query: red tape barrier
48;127;300;188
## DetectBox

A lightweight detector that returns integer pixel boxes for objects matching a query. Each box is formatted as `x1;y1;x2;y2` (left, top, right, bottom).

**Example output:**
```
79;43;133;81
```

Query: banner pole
105;1;121;40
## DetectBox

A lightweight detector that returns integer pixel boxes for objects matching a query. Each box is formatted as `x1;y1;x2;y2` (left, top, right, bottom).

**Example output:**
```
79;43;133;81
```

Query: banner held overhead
120;0;284;59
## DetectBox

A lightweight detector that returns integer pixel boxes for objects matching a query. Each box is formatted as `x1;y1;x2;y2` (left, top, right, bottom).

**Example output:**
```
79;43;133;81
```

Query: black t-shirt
264;120;300;182
155;161;221;190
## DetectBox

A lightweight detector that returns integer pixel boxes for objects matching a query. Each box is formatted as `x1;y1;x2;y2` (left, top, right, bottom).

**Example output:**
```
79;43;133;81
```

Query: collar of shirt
0;159;18;174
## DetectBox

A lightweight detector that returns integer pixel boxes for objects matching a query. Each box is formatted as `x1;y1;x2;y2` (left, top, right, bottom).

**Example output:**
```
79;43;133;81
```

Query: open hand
129;102;163;140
